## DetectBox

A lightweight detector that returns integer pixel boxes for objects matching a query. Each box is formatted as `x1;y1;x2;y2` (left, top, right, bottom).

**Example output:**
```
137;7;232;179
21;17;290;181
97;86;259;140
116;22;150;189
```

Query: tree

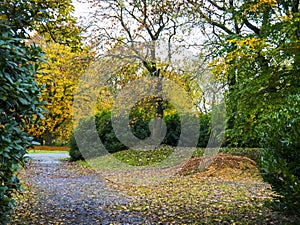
188;0;300;213
1;0;82;51
187;0;299;142
27;36;93;145
82;0;194;139
0;0;82;221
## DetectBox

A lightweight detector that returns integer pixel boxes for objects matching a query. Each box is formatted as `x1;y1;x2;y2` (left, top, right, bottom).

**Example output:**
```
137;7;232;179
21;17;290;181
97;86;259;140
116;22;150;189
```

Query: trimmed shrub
197;113;211;148
69;110;212;161
96;110;127;153
69;111;127;161
69;132;83;161
163;113;181;146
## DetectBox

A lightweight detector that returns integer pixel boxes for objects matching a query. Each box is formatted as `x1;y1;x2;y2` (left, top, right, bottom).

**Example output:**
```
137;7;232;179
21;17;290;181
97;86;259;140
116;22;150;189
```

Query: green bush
96;110;127;153
163;113;211;148
0;25;44;222
258;94;300;214
68;132;83;161
69;111;127;161
163;113;181;146
69;110;212;161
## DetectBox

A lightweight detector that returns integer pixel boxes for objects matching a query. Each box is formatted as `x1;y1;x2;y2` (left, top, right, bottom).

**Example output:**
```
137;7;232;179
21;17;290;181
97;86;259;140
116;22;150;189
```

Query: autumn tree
188;0;300;213
81;0;197;140
27;36;93;145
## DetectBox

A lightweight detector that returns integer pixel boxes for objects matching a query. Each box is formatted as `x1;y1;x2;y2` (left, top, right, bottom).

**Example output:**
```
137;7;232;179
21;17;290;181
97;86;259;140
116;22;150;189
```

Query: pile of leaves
177;154;261;181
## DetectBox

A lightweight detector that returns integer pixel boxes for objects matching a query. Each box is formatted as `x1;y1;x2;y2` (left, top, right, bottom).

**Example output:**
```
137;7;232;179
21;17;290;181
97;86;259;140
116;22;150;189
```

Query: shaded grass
113;146;174;166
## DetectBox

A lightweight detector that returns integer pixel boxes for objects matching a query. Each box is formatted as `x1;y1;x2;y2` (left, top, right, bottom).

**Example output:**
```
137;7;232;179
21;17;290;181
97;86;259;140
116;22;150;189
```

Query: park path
20;153;151;225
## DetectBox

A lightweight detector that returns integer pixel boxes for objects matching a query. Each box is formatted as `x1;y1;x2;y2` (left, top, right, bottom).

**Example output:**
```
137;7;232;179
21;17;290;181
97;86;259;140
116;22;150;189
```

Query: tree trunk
151;67;164;142
44;129;53;146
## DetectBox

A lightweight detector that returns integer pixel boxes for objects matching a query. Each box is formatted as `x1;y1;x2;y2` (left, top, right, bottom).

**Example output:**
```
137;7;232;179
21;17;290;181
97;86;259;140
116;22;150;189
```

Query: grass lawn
27;145;69;154
112;176;298;224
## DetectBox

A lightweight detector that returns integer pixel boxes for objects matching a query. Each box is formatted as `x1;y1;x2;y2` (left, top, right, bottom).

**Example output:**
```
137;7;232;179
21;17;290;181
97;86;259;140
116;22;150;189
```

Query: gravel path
19;153;151;225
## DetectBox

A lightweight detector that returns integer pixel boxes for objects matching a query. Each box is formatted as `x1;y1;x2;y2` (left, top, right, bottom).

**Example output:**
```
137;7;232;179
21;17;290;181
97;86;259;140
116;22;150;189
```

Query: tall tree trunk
152;68;165;143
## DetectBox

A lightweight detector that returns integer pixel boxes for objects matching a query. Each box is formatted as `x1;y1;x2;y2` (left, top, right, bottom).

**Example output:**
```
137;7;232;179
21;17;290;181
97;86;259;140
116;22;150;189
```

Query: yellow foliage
27;36;93;144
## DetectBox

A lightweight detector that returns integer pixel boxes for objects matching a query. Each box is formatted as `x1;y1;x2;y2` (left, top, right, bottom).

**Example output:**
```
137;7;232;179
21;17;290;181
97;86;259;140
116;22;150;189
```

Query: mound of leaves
177;154;261;181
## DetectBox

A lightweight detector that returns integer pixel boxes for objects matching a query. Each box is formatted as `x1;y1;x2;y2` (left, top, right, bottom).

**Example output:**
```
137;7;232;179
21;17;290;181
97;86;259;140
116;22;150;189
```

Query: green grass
77;146;263;171
83;146;174;170
86;146;196;170
113;146;174;166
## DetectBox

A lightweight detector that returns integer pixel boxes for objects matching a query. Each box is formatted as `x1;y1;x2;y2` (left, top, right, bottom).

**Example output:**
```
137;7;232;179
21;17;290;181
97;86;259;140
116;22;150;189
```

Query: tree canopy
187;0;300;212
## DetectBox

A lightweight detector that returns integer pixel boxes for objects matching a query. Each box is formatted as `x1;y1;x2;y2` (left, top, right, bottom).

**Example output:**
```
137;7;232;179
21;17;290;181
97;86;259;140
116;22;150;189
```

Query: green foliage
68;132;83;161
1;0;82;51
96;110;127;153
69;109;211;161
258;94;300;214
163;113;181;146
197;113;211;148
196;0;299;214
69;116;108;161
0;24;44;222
0;0;82;221
69;110;127;161
163;112;211;148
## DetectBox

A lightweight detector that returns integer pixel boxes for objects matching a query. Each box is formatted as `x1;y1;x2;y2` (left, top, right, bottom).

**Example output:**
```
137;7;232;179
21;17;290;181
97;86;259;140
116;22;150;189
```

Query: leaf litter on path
10;153;300;224
9;153;153;225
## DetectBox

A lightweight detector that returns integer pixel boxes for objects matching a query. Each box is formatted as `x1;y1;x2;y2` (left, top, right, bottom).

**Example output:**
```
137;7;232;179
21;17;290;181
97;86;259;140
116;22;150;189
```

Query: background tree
187;0;299;147
81;0;195;139
28;36;93;145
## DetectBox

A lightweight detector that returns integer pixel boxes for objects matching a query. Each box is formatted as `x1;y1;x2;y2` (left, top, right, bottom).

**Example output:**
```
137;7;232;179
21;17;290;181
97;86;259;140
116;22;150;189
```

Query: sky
72;0;90;19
